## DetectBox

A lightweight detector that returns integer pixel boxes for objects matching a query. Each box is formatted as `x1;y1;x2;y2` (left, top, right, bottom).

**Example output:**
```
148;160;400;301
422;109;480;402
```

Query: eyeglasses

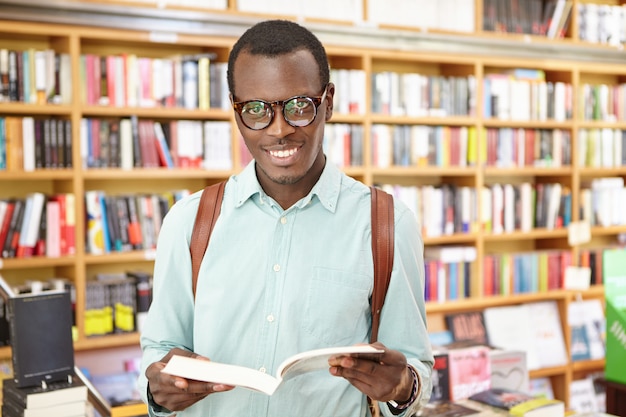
232;84;328;131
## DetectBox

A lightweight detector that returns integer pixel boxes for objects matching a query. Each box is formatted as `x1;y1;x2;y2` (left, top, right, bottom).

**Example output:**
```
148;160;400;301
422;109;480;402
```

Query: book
2;374;87;409
446;311;489;345
6;290;75;387
447;345;492;401
23;400;90;417
469;388;564;416
415;400;481;416
430;351;451;402
489;349;528;392
161;345;384;395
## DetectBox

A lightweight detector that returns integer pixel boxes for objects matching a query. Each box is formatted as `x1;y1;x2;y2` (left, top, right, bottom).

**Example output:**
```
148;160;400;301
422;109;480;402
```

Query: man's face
231;49;334;187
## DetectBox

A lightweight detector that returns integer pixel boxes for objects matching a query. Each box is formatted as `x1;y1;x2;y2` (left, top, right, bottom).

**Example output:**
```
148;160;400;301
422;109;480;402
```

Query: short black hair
227;19;330;96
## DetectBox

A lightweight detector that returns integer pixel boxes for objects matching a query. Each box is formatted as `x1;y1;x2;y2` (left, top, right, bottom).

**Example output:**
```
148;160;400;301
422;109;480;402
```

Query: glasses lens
284;97;316;127
241;101;272;130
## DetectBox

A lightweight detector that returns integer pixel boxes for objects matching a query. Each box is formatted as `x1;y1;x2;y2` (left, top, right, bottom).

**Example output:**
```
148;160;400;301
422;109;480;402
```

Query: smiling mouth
268;147;299;158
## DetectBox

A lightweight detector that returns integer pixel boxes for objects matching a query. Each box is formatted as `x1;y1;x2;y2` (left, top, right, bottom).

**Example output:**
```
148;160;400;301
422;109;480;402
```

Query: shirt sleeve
376;201;434;417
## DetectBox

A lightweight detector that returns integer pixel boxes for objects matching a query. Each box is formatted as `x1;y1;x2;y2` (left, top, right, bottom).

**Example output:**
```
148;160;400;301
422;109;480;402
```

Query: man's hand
328;342;414;404
145;348;235;412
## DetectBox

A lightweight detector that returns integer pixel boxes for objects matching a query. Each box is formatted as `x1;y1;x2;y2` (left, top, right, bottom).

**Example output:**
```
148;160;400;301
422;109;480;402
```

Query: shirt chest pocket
303;267;372;346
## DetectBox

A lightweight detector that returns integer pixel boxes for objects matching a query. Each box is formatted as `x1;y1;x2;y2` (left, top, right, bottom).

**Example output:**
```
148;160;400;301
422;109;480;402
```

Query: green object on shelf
603;248;626;385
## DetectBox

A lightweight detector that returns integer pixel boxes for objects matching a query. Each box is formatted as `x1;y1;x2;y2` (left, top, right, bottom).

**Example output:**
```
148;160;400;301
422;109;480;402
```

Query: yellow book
198;55;210;110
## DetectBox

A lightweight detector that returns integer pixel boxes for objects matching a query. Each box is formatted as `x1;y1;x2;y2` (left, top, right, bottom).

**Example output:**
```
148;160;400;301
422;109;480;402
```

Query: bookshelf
1;0;625;410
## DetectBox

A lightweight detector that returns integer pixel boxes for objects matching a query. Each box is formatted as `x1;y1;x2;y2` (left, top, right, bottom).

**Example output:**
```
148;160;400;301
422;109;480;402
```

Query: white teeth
269;148;298;158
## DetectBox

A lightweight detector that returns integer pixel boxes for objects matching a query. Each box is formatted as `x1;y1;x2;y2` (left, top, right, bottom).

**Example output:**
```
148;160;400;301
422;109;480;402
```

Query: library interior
1;0;626;416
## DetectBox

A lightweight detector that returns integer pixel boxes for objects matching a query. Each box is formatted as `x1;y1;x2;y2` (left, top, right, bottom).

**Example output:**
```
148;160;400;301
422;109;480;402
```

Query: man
139;19;433;417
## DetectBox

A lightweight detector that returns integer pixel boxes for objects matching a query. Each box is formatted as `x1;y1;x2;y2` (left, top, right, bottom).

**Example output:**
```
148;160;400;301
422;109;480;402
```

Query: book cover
162;345;384;396
445;311;489;345
448;345;491;401
489;349;528;392
430;351;451;402
470;387;563;416
7;290;74;387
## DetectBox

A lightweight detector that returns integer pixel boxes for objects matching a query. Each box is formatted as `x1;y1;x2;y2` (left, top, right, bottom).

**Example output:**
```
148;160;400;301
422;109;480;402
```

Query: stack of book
2;376;91;417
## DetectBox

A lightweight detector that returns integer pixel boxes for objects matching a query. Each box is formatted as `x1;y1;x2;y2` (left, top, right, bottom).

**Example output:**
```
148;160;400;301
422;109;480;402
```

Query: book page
162;356;280;395
277;345;384;382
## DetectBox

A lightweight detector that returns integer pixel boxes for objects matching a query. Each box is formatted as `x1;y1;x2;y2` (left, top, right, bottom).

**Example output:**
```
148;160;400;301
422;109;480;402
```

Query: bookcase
1;0;625;410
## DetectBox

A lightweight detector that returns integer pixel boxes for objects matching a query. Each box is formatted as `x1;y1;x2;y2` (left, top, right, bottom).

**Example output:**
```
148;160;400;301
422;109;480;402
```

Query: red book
106;55;116;107
49;194;67;255
0;200;16;255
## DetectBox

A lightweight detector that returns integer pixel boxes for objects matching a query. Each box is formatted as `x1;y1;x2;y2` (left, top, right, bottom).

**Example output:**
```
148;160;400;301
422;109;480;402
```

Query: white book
520;182;534;232
119;118;133;170
503;184;515;233
22;116;35;172
484;304;541;370
45;199;61;258
125;54;138;108
527;301;568;368
162;345;383;396
546;183;562;230
568;299;606;360
569;377;599;413
21;192;46;252
492;184;504;234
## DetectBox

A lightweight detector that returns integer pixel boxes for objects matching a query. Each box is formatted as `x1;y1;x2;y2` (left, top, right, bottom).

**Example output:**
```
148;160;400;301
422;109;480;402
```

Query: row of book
483;72;572;121
80;117;232;170
382;181;570;239
482;249;573;297
484;128;572;168
371;72;476;117
578;3;626;46
80;53;230;111
330;68;366;115
323;123;364;168
482;0;563;36
0;48;71;105
85;190;189;255
579;83;626;121
0;117;72;171
424;246;476;302
0;193;76;259
578;128;626;168
580;177;626;228
84;271;152;337
371;125;478;168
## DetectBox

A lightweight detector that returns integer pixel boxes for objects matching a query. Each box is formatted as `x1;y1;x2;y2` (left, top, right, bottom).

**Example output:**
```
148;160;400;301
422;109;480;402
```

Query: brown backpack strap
369;186;394;343
190;181;226;298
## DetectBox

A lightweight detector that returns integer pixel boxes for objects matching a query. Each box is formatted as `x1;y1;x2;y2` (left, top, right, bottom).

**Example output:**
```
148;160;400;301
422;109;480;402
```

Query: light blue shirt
139;161;433;417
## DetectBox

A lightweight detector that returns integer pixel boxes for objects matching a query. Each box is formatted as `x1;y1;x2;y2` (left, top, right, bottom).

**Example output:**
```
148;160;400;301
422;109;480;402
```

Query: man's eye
244;102;267;117
286;99;311;113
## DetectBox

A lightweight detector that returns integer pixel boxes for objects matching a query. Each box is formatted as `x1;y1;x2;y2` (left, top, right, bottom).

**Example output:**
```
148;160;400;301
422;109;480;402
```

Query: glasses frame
232;84;329;131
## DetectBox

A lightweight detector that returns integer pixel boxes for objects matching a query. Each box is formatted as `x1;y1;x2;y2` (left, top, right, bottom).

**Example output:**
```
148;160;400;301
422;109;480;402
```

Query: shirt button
267;314;275;322
259;367;266;373
280;216;287;224
273;264;280;272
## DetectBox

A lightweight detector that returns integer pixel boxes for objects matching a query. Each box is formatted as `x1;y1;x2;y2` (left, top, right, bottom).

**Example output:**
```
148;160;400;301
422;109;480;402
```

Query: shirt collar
232;159;342;213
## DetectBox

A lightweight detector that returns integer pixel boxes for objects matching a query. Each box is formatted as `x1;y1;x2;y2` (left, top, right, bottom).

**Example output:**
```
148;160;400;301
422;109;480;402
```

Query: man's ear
325;82;335;121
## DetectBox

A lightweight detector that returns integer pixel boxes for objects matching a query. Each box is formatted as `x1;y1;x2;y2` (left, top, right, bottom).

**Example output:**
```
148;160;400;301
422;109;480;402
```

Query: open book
161;345;384;395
